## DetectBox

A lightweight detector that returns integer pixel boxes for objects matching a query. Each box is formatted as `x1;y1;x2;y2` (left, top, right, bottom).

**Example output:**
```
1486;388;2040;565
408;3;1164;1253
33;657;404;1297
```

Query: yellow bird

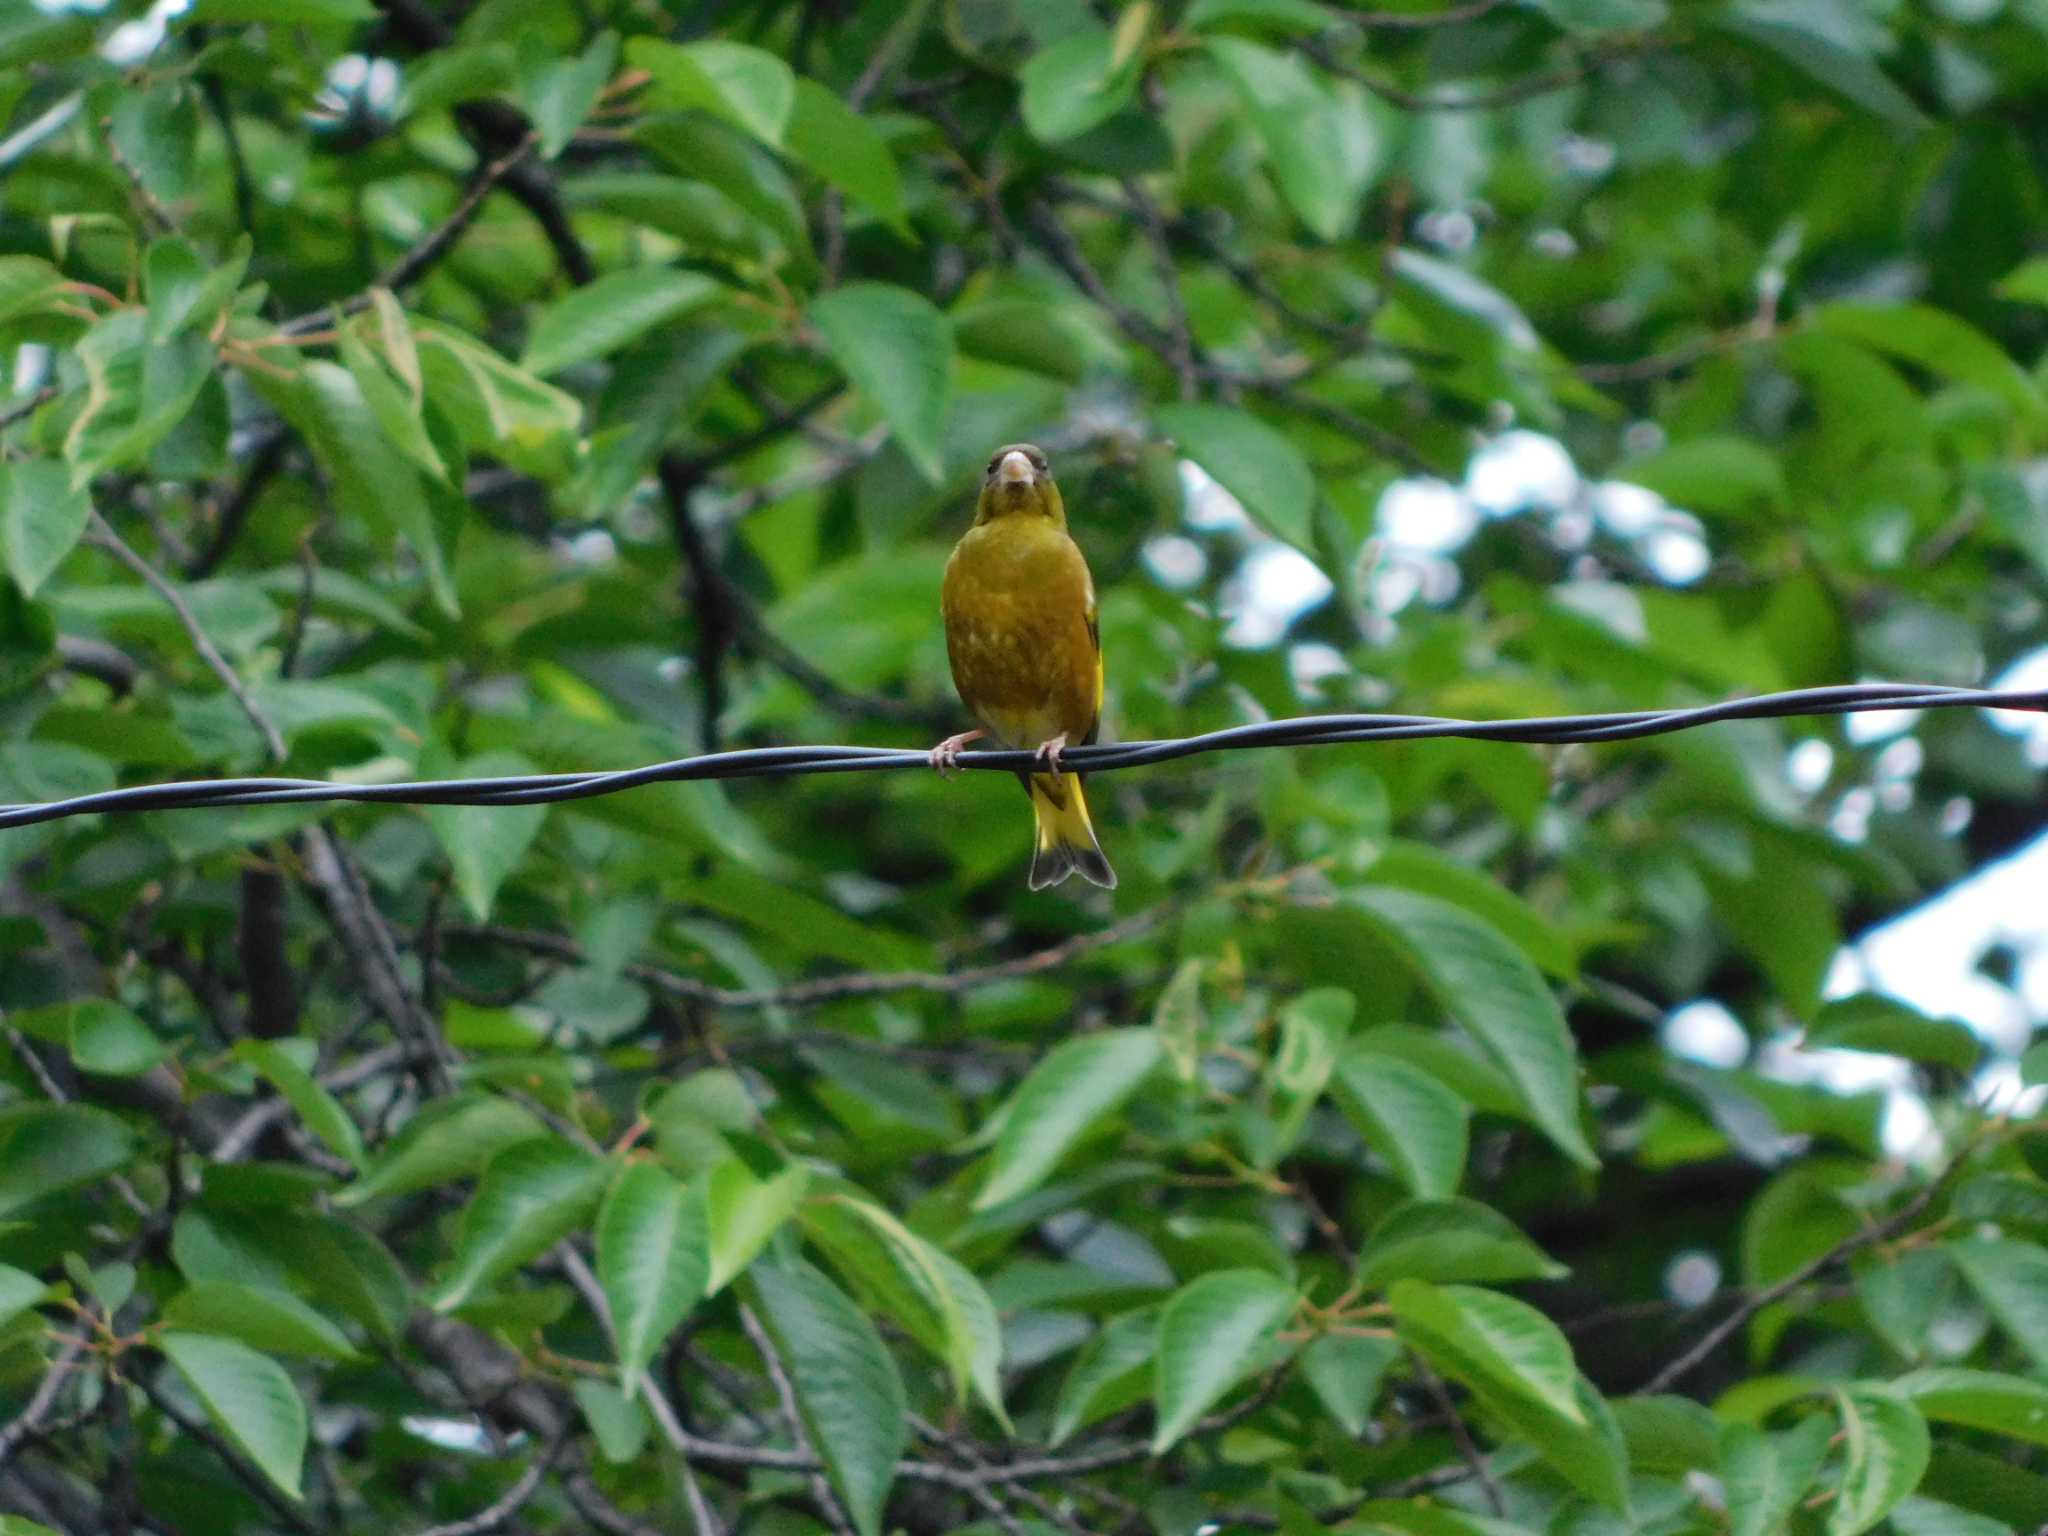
931;444;1115;890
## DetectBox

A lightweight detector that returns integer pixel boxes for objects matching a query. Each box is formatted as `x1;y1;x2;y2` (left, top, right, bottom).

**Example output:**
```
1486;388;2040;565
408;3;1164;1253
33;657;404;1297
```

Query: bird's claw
928;730;984;779
1033;732;1070;781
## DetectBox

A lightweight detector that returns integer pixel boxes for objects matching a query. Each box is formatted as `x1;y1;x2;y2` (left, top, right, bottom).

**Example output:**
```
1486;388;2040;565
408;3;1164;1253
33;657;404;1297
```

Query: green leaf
433;1139;610;1311
1618;436;1787;520
803;1194;1006;1423
1350;888;1595;1167
1187;0;1336;34
520;269;721;377
259;360;458;616
234;1041;366;1170
1613;1394;1721;1476
1947;1238;2048;1367
1831;1385;1931;1536
629;37;795;145
0;458;91;598
637;114;812;260
65;999;169;1078
1051;1306;1160;1445
1151;1267;1295;1452
2024;1039;2048;1087
66;313;215;476
1889;1497;2017;1536
0;256;67;326
1897;1367;2048;1449
0;1266;47;1333
809;284;953;483
1714;12;1926;127
161;1281;360;1361
975;1029;1163;1209
1298;1331;1399;1437
287;1216;411;1344
1816;303;2043;422
1153;959;1207;1083
1206;36;1379;241
336;1093;546;1206
186;0;376;18
1359;1199;1568;1288
0;1104;135;1218
1155;403;1316;550
1267;986;1348;1157
1328;1047;1469;1199
1362;842;1577;981
573;1377;650;1463
1806;995;1981;1072
785;80;910;237
410;321;583;462
159;1332;307;1501
522;30;617;159
142;237;207;343
705;1157;808;1293
338;324;446;485
1996;257;2048;307
1390;1279;1583;1426
1721;1414;1835;1536
1019;27;1143;143
596;1160;708;1394
424;752;548;921
746;1260;907;1536
1855;1247;1955;1363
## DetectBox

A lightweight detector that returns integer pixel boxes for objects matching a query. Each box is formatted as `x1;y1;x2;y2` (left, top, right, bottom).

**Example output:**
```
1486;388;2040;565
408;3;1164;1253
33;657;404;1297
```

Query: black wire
2;682;2042;832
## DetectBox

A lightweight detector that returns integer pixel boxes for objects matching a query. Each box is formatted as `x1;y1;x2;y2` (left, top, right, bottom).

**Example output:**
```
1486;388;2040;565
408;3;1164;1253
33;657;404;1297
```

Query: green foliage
2;0;2047;1532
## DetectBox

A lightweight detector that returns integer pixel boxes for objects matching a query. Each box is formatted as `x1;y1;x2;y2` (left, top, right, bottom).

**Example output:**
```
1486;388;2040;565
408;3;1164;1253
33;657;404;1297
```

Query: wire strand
3;682;2041;832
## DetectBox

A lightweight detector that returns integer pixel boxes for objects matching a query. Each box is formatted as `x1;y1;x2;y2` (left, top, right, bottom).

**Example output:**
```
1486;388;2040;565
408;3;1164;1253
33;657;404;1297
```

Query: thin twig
1411;1355;1505;1516
89;513;287;759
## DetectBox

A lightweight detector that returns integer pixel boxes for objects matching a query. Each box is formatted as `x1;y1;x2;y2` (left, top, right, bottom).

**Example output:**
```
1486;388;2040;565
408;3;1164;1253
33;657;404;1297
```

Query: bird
931;443;1116;890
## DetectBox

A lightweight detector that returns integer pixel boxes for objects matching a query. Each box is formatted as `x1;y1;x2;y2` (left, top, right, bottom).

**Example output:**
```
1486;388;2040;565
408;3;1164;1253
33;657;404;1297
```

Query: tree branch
187;426;290;576
1639;1135;1979;1394
0;1336;88;1469
411;1427;566;1536
446;902;1166;1011
279;132;541;338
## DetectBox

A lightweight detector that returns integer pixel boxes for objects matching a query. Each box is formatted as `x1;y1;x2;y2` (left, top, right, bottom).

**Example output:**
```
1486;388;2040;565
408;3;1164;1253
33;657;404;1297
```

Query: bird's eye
1029;452;1047;470
986;457;999;474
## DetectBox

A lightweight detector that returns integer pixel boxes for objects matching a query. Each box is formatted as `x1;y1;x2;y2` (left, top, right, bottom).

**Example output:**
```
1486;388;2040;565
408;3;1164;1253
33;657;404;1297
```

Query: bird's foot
928;729;985;779
1033;732;1071;781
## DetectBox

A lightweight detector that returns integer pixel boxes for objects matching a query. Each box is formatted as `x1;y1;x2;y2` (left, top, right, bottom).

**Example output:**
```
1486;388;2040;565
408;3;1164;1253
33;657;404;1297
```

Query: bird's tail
1026;773;1116;890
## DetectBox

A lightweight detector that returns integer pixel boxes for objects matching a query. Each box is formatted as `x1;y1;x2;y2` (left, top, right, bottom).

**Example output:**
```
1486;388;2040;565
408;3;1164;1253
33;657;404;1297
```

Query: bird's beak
998;451;1034;486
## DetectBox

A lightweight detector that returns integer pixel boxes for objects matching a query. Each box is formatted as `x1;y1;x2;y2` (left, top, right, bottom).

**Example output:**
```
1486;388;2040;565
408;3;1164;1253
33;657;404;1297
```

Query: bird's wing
1083;578;1103;748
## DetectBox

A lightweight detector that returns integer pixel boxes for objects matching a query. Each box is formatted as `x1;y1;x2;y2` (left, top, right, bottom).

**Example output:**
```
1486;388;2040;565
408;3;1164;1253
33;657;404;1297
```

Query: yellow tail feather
1026;773;1116;890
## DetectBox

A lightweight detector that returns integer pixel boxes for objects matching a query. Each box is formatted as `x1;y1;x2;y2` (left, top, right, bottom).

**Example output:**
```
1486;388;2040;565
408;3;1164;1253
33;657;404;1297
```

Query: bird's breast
942;522;1097;745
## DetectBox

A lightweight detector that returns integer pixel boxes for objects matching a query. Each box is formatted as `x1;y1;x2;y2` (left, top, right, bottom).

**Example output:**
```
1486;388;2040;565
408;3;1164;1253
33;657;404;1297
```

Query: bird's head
974;443;1065;526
